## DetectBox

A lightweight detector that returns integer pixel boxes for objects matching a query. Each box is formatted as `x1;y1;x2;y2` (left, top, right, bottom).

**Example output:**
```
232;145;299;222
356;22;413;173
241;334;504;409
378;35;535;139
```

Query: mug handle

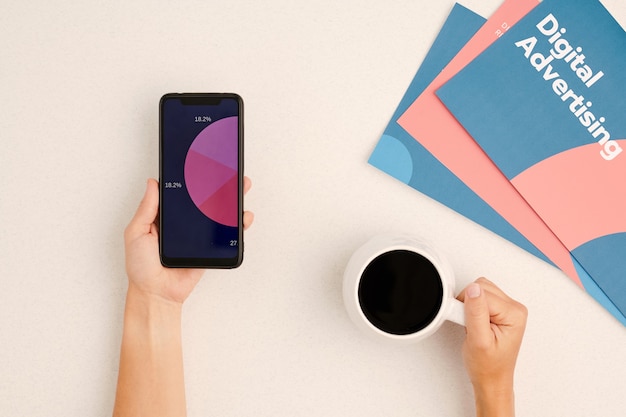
447;298;466;327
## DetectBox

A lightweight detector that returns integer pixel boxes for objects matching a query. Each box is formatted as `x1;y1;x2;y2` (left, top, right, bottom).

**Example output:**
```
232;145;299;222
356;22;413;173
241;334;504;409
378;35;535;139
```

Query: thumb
125;179;159;240
463;283;493;346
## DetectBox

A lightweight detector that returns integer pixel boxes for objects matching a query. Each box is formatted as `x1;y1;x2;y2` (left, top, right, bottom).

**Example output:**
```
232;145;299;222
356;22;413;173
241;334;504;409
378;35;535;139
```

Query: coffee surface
358;250;443;335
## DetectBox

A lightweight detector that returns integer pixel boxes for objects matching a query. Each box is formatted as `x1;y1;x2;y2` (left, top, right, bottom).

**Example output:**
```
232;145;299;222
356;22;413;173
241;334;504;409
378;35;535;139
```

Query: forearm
113;285;186;417
473;380;515;417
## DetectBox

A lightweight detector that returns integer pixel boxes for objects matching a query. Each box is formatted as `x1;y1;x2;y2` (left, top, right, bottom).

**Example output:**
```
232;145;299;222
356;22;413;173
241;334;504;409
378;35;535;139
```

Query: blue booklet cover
438;0;626;319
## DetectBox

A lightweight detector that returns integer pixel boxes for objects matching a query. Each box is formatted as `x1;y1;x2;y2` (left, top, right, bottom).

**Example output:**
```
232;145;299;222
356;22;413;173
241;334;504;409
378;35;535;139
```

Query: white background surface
2;0;626;416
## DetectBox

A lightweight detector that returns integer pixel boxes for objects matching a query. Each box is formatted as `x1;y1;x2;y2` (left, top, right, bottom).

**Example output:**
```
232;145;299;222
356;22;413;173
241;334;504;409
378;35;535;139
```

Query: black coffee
358;250;443;335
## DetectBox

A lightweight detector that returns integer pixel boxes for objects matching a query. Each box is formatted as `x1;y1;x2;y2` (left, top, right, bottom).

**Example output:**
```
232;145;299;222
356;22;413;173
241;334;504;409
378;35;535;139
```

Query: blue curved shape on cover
369;135;413;183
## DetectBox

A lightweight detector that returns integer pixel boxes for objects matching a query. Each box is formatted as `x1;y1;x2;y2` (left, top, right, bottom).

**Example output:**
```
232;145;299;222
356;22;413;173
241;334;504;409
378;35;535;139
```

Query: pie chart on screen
184;116;238;227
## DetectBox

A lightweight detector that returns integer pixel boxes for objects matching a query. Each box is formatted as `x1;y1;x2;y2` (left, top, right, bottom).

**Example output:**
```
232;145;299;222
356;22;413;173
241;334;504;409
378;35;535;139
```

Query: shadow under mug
343;235;465;344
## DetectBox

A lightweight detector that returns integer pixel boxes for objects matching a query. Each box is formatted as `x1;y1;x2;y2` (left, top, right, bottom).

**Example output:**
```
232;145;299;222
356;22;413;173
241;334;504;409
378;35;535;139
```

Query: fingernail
467;283;481;299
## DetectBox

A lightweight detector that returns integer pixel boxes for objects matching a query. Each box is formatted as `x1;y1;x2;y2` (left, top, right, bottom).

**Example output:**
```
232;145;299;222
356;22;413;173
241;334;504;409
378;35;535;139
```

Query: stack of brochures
369;0;626;325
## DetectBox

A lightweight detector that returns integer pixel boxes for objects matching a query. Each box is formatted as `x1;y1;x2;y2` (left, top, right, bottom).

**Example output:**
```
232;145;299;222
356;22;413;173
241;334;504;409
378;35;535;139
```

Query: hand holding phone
159;93;244;268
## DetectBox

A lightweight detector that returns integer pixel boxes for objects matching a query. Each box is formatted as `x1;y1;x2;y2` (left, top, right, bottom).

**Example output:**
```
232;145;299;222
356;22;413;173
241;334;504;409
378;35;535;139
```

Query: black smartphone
159;93;244;268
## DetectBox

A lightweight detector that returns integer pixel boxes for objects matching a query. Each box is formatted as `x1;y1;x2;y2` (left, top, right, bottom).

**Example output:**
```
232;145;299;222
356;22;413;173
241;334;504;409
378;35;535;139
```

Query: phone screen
159;93;243;268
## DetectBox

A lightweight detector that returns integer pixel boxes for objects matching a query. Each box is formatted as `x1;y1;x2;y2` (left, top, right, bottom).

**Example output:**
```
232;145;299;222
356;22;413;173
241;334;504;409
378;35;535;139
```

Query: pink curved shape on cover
512;140;626;250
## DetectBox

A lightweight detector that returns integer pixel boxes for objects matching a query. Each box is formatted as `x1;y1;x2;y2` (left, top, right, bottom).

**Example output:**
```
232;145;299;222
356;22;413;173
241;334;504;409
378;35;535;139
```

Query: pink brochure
397;0;583;286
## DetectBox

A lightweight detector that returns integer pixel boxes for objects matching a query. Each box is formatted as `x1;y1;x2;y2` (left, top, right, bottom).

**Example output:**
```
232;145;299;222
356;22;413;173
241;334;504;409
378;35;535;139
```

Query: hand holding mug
343;236;528;416
457;278;527;417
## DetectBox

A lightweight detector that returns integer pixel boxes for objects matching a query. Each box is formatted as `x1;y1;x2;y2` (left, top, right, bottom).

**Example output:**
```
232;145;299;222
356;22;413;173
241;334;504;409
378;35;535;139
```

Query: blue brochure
438;0;626;319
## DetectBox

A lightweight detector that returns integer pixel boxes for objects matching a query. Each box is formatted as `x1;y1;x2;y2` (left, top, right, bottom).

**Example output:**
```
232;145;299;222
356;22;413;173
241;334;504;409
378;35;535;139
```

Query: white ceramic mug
343;235;465;344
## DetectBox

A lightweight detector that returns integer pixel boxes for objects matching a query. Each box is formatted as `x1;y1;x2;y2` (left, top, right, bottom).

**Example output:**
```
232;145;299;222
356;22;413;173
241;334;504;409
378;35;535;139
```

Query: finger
462;283;494;347
125;179;159;240
474;277;514;303
243;210;254;230
482;289;528;330
243;177;253;230
457;278;494;301
458;280;527;331
457;278;503;301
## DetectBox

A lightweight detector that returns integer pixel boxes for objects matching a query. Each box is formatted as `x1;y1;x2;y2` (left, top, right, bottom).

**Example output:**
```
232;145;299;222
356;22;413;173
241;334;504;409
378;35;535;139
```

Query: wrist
123;284;183;338
126;282;183;315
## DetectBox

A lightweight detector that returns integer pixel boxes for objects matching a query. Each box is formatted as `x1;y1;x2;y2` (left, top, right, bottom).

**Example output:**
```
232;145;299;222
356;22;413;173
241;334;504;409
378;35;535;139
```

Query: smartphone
159;93;244;268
